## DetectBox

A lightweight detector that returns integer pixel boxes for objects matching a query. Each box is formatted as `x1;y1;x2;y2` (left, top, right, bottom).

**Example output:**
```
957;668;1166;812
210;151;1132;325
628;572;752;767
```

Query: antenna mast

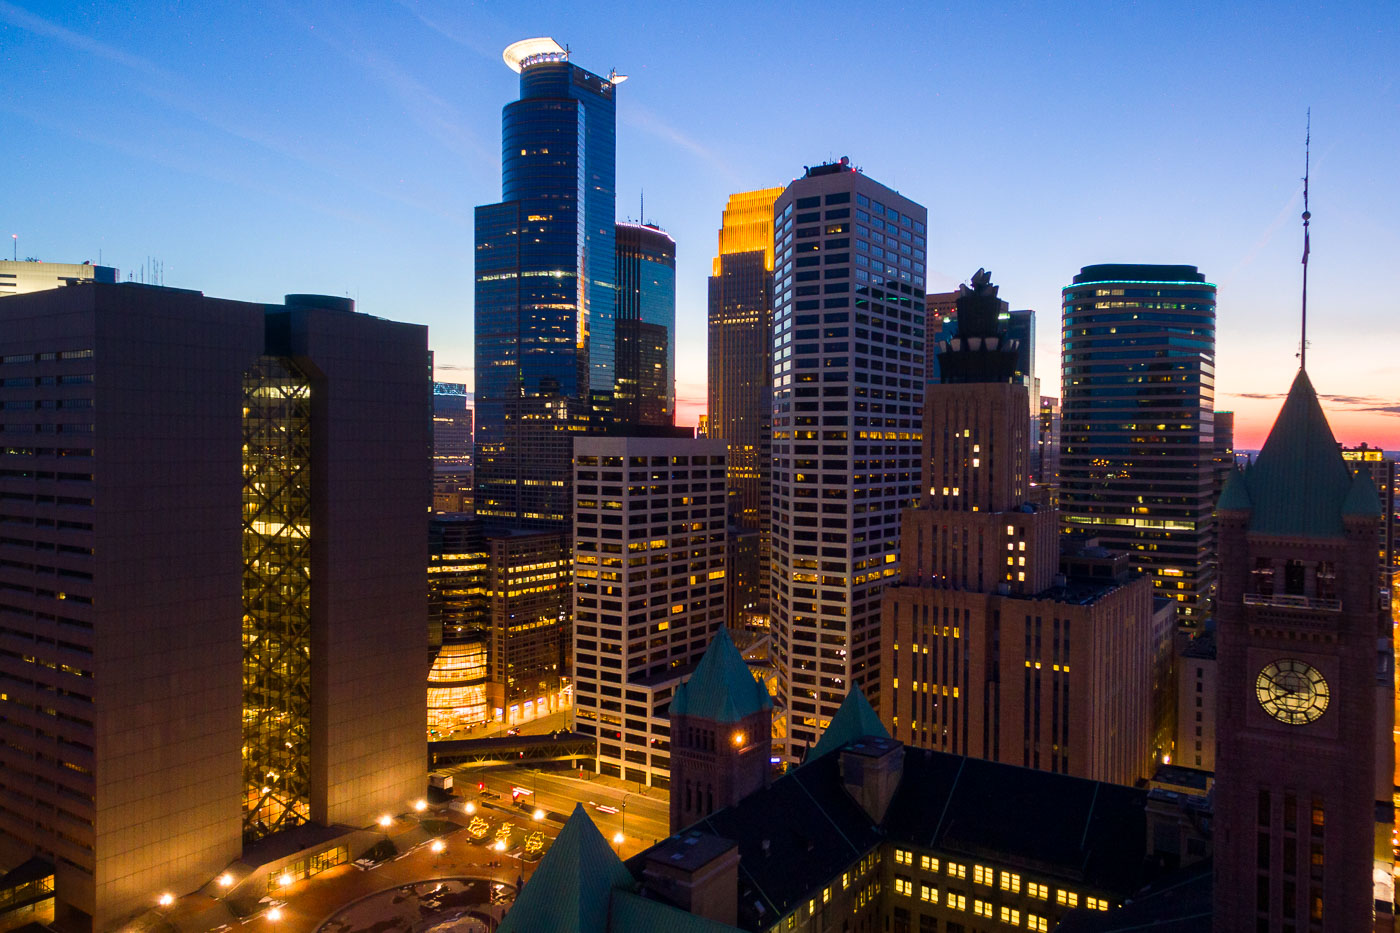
1299;110;1311;370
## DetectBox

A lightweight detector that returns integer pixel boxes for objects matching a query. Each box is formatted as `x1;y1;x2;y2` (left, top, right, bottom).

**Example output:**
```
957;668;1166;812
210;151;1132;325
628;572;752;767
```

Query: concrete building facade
0;284;427;931
0;260;116;297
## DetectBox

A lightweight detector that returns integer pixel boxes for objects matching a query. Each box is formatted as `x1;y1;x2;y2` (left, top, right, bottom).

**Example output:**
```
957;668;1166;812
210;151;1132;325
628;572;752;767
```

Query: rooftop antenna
1299;109;1311;370
10;234;15;262
640;189;644;226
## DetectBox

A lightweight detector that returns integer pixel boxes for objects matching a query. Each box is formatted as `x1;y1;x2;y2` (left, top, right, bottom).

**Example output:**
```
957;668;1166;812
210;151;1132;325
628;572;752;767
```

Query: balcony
1243;593;1341;612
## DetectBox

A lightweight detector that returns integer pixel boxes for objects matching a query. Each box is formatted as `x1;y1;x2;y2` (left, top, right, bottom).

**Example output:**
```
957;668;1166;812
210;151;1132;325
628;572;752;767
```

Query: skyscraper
614;222;676;428
0;284;427;931
432;382;473;513
708;187;784;629
1060;264;1217;623
880;272;1168;785
474;38;621;528
1213;371;1383;931
570;436;727;787
770;158;927;753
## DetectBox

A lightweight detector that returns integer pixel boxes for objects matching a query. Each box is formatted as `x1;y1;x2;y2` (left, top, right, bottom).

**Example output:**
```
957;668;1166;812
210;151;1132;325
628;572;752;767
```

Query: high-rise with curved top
475;38;620;527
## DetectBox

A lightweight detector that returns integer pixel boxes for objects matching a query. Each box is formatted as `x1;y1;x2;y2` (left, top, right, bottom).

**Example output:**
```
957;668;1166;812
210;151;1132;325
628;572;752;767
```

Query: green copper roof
670;626;772;724
498;803;636;933
806;686;889;764
1239;370;1358;537
1343;469;1382;518
1217;467;1252;512
610;890;743;932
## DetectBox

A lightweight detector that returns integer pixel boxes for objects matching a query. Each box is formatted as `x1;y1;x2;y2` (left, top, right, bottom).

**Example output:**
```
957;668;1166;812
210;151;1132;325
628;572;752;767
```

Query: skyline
4;1;1398;448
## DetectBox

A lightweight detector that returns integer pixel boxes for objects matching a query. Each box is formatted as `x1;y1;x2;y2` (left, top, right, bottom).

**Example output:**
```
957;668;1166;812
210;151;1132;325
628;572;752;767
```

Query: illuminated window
947;862;966;879
973;865;993;885
947;893;966;911
1000;871;1021;892
1000;906;1020;925
822;886;830;904
1057;891;1079;908
920;854;939;872
841;871;850;890
894;848;913;865
1028;915;1049;932
1027;881;1048;899
1086;896;1109;911
895;877;912;896
919;884;938;903
973;899;993;917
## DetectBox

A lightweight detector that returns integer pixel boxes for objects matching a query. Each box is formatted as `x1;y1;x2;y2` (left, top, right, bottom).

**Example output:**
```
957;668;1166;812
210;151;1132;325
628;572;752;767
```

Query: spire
805;686;889;764
670;626;772;723
497;803;636;933
1299;109;1311;370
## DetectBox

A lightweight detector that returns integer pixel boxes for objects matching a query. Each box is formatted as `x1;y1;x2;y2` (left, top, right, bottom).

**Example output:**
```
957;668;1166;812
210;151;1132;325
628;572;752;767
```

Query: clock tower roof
1240;369;1357;537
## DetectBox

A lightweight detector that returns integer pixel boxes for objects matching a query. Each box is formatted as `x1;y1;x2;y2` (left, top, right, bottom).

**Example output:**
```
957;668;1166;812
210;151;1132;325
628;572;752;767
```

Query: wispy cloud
393;0;500;61
1225;390;1400;417
623;102;743;186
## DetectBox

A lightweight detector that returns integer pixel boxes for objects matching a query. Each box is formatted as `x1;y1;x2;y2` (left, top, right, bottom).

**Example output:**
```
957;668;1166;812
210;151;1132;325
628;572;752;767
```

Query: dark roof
1180;631;1216;660
1070;264;1205;285
883;749;1150;893
1236;370;1369;537
0;857;53;889
634;728;1161;931
670;627;772;723
1055;860;1213;932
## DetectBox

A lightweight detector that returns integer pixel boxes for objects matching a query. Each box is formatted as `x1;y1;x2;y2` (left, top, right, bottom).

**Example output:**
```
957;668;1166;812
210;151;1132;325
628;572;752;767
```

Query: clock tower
1213;370;1385;932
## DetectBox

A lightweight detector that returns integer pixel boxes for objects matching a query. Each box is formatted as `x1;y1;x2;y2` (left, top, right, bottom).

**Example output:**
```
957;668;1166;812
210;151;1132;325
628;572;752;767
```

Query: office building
0;260;116;297
0;284;427;931
1035;395;1061;487
432;383;473;513
770;158;927;753
474;38;620;528
922;290;958;385
485;529;571;726
1341;442;1396;580
880;272;1168;786
708;187;784;630
427;636;489;738
570;436;727;787
1213;370;1385;931
1060;264;1217;624
499;684;1210;933
427;514;488;647
615;223;676;428
1177;631;1217;772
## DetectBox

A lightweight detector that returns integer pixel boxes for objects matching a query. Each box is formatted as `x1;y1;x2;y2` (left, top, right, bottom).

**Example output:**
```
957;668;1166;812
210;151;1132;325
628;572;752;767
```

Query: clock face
1255;659;1329;724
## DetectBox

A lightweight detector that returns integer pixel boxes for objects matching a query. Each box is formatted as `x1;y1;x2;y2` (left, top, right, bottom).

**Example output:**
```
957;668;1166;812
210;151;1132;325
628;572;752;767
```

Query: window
919;884;938;903
947;893;966;911
946;862;966;879
1027;915;1049;932
1056;890;1078;908
1086;896;1109;911
973;899;992;918
1000;871;1021;892
973;865;993;885
1027;881;1048;899
1000;906;1020;925
822;886;831;904
895;848;913;865
895;877;913;896
920;854;939;872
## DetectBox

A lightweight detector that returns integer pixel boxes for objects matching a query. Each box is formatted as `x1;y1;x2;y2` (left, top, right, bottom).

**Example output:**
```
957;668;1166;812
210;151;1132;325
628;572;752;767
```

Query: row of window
0;351;93;365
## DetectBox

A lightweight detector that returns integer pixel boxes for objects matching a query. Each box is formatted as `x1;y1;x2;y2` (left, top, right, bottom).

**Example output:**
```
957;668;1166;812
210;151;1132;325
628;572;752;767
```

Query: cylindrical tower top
502;37;568;73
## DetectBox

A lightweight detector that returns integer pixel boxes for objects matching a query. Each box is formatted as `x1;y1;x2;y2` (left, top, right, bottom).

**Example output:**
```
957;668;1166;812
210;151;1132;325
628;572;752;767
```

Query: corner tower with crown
1212;370;1384;931
667;627;773;832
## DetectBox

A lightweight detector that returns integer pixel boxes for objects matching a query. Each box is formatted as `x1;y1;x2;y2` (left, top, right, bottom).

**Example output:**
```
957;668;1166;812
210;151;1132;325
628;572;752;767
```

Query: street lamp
414;799;428;813
267;905;282;933
217;873;234;889
430;839;445;854
532;808;545;821
377;814;393;828
157;893;174;908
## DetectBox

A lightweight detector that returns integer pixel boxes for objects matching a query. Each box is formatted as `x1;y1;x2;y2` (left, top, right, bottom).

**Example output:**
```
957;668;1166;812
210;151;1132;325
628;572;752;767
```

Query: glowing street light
217;873;234;889
493;840;507;852
278;873;294;888
267;907;283;923
413;799;428;812
532;808;545;821
464;802;476;814
612;831;624;845
377;814;393;828
429;839;445;854
157;893;174;907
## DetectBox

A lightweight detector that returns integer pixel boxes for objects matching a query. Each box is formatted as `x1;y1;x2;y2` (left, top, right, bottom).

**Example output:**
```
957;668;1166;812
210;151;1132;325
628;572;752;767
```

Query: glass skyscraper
475;38;620;527
1060;263;1217;623
614;221;675;427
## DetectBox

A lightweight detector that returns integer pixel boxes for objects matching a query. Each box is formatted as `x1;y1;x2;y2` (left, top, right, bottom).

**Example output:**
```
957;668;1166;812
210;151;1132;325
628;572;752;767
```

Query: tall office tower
485;529;571;727
614;223;676;428
770;158;927;753
0;284;427;931
432;382;473;513
922;290;958;385
1036;395;1061;486
879;272;1166;785
571;436;727;787
428;514;488;647
708;187;784;630
1213;371;1383;932
474;38;620;528
1060;264;1217;624
1342;443;1396;580
0;260;116;296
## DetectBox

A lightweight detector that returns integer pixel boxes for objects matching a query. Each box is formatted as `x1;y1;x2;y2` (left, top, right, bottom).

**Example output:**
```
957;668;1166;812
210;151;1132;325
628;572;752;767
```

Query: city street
444;763;671;852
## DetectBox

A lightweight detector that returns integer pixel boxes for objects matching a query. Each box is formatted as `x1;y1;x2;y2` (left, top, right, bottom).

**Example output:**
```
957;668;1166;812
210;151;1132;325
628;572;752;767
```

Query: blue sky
4;0;1398;446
